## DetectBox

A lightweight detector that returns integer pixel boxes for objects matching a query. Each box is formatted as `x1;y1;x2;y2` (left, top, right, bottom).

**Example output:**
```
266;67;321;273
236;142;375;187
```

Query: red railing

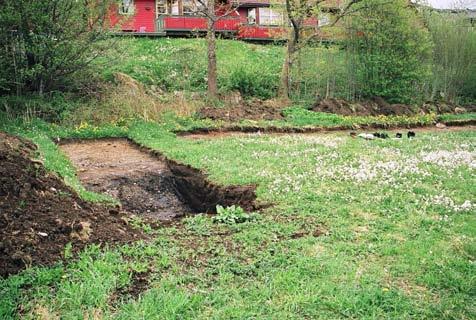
238;25;287;39
157;15;316;40
159;15;246;32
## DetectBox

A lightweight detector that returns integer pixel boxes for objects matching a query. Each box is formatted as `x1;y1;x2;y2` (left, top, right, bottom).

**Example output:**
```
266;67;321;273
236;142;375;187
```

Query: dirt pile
312;97;415;116
0;133;142;277
312;97;476;116
198;93;287;121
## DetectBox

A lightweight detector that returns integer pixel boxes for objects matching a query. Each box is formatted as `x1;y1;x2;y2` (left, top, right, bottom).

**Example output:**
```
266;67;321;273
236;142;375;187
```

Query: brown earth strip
176;121;476;139
311;98;476;116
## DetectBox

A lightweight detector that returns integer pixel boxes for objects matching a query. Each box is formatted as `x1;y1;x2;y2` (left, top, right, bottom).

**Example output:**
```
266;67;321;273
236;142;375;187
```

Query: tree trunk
207;0;218;98
279;37;297;99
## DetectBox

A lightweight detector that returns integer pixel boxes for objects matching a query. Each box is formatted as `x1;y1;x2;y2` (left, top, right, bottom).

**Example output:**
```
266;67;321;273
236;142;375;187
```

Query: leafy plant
213;205;257;224
184;214;212;236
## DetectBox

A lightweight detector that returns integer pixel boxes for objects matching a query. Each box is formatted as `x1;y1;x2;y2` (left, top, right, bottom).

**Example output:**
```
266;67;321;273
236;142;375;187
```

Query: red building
109;0;319;40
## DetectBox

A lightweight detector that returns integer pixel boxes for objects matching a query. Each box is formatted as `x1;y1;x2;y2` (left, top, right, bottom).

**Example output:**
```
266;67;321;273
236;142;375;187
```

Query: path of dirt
59;139;258;219
178;122;476;139
60;139;190;220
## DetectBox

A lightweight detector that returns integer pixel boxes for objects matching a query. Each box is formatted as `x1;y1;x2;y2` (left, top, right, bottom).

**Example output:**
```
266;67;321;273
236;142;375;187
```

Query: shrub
0;0;113;96
345;0;433;104
225;67;279;99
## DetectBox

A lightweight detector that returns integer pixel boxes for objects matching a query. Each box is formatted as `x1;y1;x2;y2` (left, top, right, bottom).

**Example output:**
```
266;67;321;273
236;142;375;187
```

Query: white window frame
258;8;283;26
248;8;256;25
119;0;135;15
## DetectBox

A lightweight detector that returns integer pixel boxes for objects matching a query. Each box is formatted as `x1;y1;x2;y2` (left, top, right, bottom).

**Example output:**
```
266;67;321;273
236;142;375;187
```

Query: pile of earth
198;92;288;121
0;133;143;277
312;97;476;116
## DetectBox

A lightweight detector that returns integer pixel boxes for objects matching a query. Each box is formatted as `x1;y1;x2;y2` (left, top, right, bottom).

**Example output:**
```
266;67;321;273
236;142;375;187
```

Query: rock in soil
0;132;143;277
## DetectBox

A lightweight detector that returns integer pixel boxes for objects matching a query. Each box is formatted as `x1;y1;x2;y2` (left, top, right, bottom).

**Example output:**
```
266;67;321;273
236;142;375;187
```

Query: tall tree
195;0;239;98
279;0;364;98
347;0;432;103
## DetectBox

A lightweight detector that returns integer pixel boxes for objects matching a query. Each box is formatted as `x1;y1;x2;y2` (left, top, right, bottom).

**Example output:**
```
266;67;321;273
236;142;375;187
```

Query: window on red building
119;0;135;15
258;8;283;26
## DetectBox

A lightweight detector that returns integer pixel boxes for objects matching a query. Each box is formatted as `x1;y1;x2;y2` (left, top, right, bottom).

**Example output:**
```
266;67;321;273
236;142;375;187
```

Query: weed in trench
213;205;258;224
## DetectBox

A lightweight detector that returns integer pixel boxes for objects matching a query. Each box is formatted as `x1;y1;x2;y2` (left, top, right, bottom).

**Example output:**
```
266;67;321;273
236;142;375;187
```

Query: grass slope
1;119;475;319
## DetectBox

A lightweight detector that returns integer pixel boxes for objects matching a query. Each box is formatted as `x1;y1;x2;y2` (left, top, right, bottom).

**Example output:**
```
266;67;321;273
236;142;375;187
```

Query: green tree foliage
346;0;433;104
423;10;476;103
0;0;113;96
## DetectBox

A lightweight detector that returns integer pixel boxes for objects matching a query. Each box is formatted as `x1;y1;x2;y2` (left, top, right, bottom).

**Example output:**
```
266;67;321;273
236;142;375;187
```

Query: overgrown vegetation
345;0;433;103
424;9;476;103
0;0;114;96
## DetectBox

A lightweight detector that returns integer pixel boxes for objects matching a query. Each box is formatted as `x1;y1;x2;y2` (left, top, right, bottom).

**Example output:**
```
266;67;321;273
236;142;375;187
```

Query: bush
345;0;433;104
0;94;79;122
225;67;279;99
0;0;113;96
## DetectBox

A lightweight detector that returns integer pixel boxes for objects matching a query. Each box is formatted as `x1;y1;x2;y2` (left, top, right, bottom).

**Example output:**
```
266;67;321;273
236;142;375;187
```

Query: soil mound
0;133;142;277
311;97;414;116
312;97;476;117
199;93;287;121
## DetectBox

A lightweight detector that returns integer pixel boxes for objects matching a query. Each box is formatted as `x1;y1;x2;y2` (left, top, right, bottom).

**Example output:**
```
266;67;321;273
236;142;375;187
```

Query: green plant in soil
213;205;258;224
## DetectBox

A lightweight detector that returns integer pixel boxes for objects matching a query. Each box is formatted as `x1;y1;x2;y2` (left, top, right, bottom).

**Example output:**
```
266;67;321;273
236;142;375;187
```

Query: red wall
110;0;156;32
238;25;286;39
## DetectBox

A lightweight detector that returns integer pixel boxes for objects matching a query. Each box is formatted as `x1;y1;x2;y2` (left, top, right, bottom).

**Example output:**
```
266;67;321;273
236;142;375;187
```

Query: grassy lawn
1;119;475;319
103;38;284;99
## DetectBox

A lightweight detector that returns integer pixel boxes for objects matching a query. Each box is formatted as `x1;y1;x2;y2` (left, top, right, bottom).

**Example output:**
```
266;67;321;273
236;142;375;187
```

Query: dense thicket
0;0;113;96
345;0;433;104
424;10;476;103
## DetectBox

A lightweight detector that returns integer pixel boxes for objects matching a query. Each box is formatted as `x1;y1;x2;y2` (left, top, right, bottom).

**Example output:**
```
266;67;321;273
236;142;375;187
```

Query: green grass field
98;37;350;101
1;119;475;319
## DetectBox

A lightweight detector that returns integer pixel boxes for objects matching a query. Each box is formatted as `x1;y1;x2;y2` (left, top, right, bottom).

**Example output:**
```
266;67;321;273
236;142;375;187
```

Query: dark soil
312;97;476;116
177;122;476;138
59;139;258;217
198;95;287;121
60;140;191;220
0;133;143;277
166;159;257;212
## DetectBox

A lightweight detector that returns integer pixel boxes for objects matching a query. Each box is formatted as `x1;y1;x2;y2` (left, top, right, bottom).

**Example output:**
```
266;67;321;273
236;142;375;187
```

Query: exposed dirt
60;139;258;217
166;159;257;212
198;95;476;122
180;124;476;139
113;270;151;300
0;133;143;277
198;94;287;121
312;97;476;116
60;140;191;220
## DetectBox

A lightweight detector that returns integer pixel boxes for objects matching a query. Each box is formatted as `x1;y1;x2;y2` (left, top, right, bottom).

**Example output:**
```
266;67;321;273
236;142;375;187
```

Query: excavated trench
59;139;257;220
